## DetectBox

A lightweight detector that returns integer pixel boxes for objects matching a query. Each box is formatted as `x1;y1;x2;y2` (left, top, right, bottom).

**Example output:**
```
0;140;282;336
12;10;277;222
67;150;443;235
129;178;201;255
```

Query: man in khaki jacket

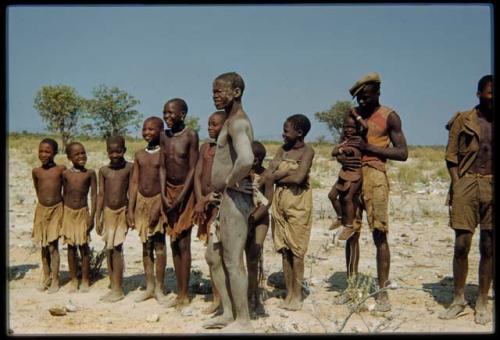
439;75;493;325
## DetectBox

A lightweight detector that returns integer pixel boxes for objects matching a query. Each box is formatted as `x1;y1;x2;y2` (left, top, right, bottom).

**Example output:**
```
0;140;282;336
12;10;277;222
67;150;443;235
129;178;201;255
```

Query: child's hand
87;216;95;233
193;200;205;225
96;219;103;236
344;148;354;157
148;205;160;228
161;196;170;214
127;210;135;230
249;204;268;224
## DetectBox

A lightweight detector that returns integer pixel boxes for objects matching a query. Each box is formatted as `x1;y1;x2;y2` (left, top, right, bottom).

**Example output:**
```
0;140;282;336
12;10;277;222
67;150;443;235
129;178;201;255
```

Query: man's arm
445;114;461;185
169;131;199;212
276;146;315;185
225;119;254;189
95;168;105;235
345;111;408;161
127;155;140;228
88;170;97;232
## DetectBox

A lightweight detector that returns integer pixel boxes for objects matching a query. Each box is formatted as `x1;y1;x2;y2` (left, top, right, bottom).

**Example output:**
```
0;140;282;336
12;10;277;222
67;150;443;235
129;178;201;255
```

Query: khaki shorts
450;175;493;231
359;165;389;232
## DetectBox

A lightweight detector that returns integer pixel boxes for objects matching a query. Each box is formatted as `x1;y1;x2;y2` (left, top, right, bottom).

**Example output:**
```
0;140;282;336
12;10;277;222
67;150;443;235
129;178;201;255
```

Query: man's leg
80;244;91;292
373;229;391;312
245;230;259;313
153;233;168;303
475;230;493;325
279;249;294;309
67;244;79;292
47;240;60;293
202;268;222;314
439;229;472;319
135;239;155;302
286;254;305;311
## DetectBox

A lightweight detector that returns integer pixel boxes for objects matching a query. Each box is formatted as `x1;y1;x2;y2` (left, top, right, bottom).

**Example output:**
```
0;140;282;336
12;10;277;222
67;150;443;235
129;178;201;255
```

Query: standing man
439;75;493;325
333;72;408;312
202;72;255;332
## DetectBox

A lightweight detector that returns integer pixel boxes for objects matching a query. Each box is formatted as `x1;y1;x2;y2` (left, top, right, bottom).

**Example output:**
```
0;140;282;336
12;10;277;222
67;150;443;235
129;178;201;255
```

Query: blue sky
7;5;492;145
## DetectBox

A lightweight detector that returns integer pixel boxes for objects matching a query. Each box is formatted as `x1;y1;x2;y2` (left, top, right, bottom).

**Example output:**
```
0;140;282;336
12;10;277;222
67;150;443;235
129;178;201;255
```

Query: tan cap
349;72;381;98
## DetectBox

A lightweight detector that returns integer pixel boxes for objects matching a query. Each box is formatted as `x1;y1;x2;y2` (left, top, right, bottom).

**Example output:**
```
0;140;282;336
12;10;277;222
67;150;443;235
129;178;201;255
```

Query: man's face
212;80;238;110
207;114;225;140
282;120;301;146
68;144;87;167
38;143;55;165
142;120;162;143
477;81;493;112
356;84;379;112
163;102;185;129
107;143;125;164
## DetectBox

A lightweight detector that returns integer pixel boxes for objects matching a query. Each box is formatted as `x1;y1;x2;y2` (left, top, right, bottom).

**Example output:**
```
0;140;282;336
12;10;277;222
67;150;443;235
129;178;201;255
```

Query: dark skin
334;84;408;310
441;81;493;324
193;113;226;315
95;142;133;303
32;142;66;293
160;100;199;308
62;143;97;293
263;120;315;311
128;119;168;304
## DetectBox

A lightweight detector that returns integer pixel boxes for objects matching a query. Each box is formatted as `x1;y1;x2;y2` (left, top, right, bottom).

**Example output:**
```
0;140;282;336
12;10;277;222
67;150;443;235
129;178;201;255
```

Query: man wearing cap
439;75;493;325
333;72;408;312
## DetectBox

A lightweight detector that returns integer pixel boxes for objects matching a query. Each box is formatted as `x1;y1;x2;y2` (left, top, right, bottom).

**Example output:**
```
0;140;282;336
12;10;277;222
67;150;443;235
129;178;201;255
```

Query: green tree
314;100;353;141
85;85;142;138
185;116;200;133
33;84;85;150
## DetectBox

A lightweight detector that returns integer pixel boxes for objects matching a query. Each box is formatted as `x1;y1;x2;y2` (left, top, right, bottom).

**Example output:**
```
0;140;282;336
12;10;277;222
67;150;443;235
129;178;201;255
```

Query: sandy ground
7;149;494;335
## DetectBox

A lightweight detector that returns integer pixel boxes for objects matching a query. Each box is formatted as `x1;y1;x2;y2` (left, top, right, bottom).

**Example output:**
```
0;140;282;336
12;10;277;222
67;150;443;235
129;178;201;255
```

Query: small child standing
95;135;133;302
60;142;97;293
193;110;227;314
32;138;66;293
246;141;273;318
266;114;315;311
127;117;168;304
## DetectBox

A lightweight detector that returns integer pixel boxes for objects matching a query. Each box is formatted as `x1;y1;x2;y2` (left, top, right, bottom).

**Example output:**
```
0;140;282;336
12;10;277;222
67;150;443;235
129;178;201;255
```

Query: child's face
163;102;185;129
107;143;126;165
68;144;87;167
282;120;301;146
207;114;225;140
212;79;237;110
38;142;55;165
142;121;162;143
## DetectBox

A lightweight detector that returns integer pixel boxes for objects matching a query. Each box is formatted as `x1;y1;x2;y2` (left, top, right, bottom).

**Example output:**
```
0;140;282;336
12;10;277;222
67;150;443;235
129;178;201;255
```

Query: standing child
95;135;133;302
266;114;315;311
32;138;66;293
246;141;273;318
160;98;199;309
193;110;227;314
127;117;168;304
61;142;97;293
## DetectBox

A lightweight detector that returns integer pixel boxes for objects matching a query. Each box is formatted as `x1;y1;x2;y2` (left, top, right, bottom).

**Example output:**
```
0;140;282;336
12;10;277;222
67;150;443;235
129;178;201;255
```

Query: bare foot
154;288;169;304
373;299;391;312
165;296;179;309
103;290;125;303
474;305;491;325
134;290;154;303
80;282;90;293
220;320;254;333
202;301;221;315
438;303;466;320
284;299;303;311
68;279;79;293
99;290;112;301
175;297;190;311
47;282;59;294
202;314;234;329
278;294;292;309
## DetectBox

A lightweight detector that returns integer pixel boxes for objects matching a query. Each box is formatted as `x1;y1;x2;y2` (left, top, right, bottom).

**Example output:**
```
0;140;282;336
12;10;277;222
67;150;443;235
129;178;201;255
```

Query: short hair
252;141;266;164
477;75;493;92
215;72;245;95
144;116;164;129
286;114;311;137
66;141;84;157
210;110;227;120
166;98;188;114
106;135;126;149
40;138;58;154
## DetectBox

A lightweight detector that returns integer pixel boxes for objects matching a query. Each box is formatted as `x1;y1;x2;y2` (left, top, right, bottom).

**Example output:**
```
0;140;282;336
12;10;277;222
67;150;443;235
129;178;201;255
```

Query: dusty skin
8;140;494;334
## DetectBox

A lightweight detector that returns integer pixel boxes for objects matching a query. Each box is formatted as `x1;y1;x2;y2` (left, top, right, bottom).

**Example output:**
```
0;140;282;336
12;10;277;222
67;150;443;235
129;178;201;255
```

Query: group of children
31;93;366;317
